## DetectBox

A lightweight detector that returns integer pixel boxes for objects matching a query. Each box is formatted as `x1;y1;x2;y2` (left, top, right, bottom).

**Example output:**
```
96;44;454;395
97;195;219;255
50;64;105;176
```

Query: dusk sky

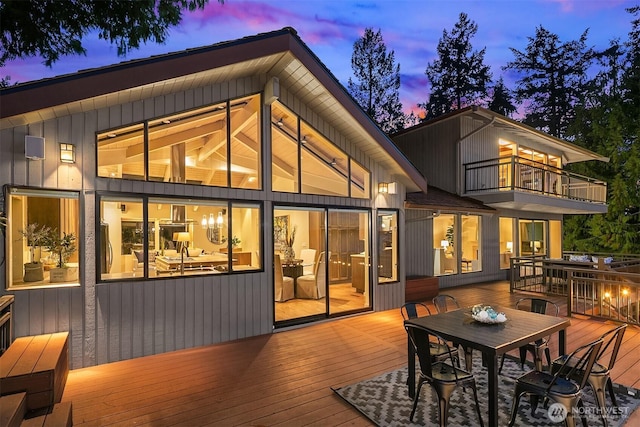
3;0;636;116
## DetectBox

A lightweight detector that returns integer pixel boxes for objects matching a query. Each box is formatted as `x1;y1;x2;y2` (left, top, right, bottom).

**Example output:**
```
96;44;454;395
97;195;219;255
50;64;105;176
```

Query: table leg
407;337;415;399
559;329;566;356
486;353;499;427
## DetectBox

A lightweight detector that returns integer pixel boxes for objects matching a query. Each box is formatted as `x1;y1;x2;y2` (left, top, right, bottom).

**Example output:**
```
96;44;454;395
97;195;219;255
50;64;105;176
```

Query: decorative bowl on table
471;304;507;324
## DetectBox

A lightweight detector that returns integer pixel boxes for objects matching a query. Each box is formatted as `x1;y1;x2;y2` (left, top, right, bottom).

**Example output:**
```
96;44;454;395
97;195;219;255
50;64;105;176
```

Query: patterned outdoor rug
333;356;640;426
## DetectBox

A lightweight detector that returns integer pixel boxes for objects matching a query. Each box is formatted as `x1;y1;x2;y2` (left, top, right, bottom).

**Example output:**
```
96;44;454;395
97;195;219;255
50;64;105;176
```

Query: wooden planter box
405;275;439;302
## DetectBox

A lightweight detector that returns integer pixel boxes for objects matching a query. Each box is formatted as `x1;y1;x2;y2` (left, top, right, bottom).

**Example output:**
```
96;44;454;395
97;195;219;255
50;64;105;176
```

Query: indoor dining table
404;306;571;427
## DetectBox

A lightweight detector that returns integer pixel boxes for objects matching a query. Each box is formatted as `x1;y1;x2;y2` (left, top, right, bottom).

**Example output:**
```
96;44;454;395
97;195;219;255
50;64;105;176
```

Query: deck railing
568;268;640;324
464;156;607;204
509;255;640;324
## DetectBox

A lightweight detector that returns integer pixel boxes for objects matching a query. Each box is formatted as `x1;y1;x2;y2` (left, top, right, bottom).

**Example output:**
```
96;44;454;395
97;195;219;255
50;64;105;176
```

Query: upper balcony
464;156;608;214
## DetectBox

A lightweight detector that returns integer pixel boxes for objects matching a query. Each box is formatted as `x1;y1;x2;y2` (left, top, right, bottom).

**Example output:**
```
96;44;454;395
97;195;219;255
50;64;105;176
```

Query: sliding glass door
274;206;371;324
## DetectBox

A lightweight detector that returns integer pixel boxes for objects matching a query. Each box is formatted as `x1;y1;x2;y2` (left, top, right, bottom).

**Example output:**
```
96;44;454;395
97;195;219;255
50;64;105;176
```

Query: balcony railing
464;156;607;204
509;255;640;324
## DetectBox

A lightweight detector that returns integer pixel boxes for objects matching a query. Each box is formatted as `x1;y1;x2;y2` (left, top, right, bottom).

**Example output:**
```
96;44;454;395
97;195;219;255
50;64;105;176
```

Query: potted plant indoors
283;226;297;261
44;229;78;283
18;223;51;282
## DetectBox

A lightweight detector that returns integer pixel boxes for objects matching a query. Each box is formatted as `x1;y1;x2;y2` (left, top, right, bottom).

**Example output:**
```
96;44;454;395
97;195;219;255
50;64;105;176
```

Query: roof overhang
404;187;495;214
0;27;426;193
395;106;609;164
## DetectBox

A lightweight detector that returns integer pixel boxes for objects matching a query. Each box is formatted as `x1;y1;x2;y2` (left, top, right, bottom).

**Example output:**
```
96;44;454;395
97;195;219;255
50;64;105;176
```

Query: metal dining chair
551;323;627;427
405;323;484;427
499;297;559;373
401;302;457;366
508;337;604;427
432;294;474;371
401;301;431;321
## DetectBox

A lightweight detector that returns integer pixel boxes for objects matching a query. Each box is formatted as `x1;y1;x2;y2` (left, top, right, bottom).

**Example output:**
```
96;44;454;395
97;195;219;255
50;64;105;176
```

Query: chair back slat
401;302;431;320
432;294;460;314
405;324;458;380
517;297;559;317
597;323;627;370
550;338;604;392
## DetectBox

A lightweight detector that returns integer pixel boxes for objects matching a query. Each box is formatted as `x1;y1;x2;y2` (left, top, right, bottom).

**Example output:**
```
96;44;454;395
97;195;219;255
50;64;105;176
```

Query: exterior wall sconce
378;182;397;194
441;240;450;250
60;143;76;163
506;241;513;252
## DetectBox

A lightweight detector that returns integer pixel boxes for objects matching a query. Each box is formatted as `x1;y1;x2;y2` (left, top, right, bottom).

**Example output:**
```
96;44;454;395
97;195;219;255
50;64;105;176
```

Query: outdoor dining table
404;306;571;427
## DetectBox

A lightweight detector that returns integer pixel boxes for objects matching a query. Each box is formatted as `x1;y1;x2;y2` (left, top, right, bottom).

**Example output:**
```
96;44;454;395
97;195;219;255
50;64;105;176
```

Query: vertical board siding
1;73;401;369
393;119;459;193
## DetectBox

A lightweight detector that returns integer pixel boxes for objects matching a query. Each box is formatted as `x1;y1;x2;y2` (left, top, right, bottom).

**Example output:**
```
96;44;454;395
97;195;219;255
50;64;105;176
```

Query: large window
270;101;370;198
433;213;483;276
377;211;398;283
433;214;457;276
97;94;261;190
499;217;515;269
6;187;80;288
519;219;546;256
99;195;261;281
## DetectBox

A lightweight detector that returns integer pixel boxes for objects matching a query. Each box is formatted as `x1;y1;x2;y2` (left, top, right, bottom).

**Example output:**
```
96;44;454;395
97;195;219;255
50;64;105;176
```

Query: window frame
96;93;263;190
96;192;264;283
5;185;82;290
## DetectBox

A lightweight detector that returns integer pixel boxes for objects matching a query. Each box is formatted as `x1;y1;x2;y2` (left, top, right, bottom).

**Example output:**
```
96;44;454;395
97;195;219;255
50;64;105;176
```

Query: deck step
0;392;27;427
21;402;73;427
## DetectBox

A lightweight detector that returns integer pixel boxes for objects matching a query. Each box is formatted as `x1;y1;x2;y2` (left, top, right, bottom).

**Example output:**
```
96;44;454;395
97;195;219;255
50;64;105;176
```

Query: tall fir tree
488;77;517;117
419;12;491;120
563;7;640;254
504;26;596;138
347;28;407;134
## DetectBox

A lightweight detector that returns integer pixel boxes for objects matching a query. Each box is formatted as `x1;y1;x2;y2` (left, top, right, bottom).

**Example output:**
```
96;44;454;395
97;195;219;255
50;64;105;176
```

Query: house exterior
393;106;609;288
0;28;427;368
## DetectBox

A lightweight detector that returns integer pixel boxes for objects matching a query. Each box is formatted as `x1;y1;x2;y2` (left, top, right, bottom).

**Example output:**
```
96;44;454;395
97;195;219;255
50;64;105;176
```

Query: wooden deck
62;281;640;426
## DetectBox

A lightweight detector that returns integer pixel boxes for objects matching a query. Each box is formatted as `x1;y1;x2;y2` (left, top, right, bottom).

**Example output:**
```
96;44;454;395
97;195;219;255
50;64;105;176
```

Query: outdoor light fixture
378;182;397;194
59;143;76;163
506;241;513;252
441;240;449;250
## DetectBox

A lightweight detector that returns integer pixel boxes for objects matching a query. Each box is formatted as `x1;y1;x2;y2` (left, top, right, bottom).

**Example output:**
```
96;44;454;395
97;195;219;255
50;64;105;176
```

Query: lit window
7;188;80;288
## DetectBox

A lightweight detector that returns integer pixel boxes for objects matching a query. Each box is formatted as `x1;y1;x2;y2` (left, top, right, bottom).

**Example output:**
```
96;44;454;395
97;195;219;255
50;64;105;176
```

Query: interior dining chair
300;248;316;276
508;337;604;427
499;297;559;373
295;251;328;299
433;294;473;371
405;323;484;427
551;323;627;427
274;254;294;302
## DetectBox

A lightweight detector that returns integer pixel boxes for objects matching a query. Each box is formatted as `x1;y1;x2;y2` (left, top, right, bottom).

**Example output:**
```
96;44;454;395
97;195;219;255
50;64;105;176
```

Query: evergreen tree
0;0;219;67
563;8;640;254
419;12;492;120
505;26;595;138
347;28;407;134
488;77;517;117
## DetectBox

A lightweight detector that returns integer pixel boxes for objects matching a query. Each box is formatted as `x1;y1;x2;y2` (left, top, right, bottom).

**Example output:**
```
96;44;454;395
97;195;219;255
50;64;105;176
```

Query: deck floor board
63;281;640;426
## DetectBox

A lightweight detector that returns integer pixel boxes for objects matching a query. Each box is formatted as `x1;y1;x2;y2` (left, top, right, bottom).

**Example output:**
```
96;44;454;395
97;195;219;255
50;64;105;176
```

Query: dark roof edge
1;27;297;96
